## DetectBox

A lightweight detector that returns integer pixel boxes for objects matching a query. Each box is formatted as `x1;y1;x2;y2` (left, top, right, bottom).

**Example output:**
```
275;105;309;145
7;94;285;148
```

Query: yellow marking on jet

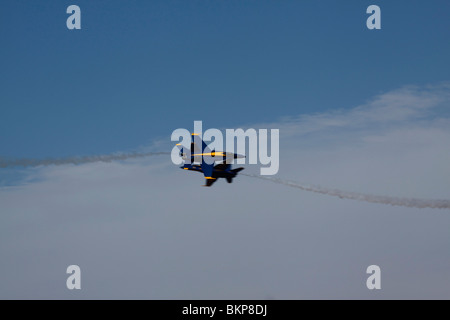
192;152;226;156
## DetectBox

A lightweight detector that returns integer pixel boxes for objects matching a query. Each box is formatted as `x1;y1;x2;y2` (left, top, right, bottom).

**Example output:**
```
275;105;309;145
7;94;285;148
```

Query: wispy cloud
1;83;450;299
253;83;450;138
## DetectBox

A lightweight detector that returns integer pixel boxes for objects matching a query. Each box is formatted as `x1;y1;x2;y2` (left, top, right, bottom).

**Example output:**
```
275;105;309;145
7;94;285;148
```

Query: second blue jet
177;134;245;187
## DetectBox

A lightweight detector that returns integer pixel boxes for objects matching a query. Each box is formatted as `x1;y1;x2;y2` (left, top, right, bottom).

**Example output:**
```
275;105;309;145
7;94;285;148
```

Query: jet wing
201;161;214;179
213;163;231;171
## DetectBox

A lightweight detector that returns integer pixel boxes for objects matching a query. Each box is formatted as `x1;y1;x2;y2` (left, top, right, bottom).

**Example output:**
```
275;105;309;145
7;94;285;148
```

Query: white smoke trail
0;152;170;168
242;173;450;209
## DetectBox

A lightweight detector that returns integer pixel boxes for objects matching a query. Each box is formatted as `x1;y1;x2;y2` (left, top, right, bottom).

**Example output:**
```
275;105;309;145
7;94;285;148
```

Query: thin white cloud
253;83;450;138
1;83;450;299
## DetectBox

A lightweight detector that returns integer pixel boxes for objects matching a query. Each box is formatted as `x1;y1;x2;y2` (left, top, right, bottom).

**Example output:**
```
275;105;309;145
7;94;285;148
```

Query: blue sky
1;0;450;158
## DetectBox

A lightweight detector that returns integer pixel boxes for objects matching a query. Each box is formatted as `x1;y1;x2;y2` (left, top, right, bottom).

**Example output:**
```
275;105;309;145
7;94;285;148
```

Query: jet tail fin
203;178;217;187
227;167;244;183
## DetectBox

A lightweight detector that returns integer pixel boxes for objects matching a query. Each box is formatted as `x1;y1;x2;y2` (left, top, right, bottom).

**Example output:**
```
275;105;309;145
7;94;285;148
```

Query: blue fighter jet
177;134;245;187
